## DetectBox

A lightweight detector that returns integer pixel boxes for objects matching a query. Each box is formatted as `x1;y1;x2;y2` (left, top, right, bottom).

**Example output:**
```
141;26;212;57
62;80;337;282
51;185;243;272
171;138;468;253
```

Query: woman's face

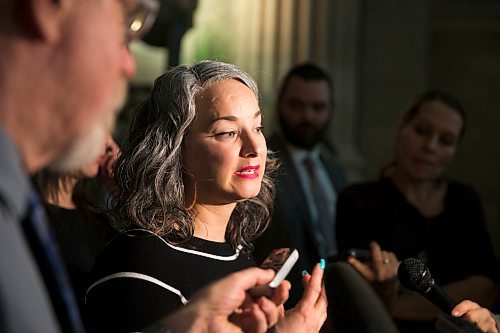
395;100;463;182
182;79;267;205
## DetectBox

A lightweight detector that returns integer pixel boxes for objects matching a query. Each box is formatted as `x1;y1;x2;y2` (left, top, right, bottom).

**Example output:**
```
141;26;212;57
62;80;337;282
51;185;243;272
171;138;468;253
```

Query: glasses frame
123;0;159;43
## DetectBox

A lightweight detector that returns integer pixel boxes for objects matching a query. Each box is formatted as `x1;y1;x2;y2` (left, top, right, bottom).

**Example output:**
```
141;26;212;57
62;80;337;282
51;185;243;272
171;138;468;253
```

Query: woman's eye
255;126;265;133
214;131;237;140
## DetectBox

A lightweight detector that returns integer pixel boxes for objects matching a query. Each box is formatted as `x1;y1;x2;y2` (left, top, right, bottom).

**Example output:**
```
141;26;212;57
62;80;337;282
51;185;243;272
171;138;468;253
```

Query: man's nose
122;46;136;79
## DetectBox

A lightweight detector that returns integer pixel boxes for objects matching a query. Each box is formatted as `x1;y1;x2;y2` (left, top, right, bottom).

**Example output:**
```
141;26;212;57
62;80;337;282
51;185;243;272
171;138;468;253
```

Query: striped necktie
303;156;335;257
22;191;85;333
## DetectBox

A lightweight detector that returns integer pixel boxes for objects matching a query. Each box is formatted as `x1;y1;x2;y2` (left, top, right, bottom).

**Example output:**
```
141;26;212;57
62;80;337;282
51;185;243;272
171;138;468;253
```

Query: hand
99;135;120;178
153;267;286;333
347;241;399;308
231;280;290;332
274;261;328;333
98;135;121;194
452;300;498;333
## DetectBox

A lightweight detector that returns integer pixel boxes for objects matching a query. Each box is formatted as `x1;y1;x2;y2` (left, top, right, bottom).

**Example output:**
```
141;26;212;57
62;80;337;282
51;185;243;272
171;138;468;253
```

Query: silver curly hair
112;60;278;253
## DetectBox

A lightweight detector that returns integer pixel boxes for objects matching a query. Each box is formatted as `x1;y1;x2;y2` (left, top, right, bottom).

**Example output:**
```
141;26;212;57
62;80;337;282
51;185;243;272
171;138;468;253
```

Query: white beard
49;81;127;172
49;124;106;172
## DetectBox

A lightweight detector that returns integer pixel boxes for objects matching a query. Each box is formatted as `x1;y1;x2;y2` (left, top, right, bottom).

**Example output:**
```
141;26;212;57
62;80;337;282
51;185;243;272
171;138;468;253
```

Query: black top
336;178;496;333
46;205;114;330
86;229;254;332
336;178;496;284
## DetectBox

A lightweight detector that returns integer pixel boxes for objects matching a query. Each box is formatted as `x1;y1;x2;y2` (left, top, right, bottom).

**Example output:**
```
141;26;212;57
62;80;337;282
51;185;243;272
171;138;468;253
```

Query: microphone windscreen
397;257;433;293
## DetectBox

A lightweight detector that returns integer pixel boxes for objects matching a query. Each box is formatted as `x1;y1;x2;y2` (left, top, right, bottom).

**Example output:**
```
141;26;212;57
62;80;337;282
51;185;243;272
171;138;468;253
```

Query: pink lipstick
235;164;260;179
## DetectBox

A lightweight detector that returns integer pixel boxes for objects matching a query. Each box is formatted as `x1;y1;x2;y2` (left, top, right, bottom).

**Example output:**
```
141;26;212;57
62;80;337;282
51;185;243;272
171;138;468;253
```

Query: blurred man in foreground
0;0;284;332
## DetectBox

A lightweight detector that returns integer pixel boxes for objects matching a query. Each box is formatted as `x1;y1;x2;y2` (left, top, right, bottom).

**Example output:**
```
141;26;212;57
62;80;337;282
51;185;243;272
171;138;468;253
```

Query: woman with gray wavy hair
113;60;274;253
86;60;327;333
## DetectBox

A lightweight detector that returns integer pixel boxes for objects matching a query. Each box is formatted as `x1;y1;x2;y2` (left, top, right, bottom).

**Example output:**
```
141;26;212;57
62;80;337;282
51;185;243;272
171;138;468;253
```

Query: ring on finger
383;258;391;264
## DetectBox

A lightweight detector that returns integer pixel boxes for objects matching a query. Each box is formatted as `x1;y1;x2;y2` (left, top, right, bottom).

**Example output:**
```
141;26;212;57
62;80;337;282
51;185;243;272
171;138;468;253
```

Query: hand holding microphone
398;258;494;333
452;300;499;333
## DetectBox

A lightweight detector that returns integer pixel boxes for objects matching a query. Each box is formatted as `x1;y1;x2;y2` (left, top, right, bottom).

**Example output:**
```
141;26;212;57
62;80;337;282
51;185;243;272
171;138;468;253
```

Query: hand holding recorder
248;248;327;332
249;248;299;298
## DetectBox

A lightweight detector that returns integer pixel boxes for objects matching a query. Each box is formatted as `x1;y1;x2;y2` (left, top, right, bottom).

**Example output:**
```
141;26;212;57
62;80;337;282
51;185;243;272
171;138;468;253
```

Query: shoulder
90;229;174;279
336;179;397;211
446;180;482;202
447;180;478;194
87;229;190;303
339;179;387;198
0;127;31;221
319;151;345;172
85;230;190;331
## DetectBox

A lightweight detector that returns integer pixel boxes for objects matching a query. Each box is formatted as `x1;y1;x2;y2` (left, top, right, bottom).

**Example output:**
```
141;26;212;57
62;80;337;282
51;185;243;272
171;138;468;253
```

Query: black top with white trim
85;229;254;332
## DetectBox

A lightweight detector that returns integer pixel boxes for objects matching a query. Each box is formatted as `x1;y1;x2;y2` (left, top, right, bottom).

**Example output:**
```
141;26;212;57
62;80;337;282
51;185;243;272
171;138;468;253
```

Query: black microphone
397;257;458;314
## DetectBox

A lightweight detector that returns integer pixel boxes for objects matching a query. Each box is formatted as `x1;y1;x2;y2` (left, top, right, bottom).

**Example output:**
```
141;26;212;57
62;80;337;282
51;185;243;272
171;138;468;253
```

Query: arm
391;275;496;321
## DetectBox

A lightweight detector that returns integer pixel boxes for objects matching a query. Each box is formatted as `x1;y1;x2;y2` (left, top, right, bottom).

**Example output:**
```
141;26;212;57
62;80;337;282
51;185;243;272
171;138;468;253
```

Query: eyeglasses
123;0;159;43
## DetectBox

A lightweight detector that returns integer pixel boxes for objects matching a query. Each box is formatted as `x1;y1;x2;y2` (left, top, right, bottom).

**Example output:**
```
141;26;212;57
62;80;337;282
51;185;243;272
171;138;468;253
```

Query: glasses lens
124;0;159;42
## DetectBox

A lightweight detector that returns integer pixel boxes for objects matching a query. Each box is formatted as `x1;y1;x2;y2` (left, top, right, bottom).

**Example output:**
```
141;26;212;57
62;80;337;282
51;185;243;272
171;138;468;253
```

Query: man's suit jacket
0;126;62;332
254;133;348;307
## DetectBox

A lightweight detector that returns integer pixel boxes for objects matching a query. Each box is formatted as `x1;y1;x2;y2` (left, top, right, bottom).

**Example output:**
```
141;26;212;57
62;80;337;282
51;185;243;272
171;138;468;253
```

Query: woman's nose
423;135;439;151
240;133;264;158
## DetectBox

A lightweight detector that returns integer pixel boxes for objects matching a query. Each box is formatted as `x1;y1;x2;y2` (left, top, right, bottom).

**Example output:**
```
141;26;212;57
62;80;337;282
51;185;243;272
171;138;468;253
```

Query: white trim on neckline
85;271;189;305
127;228;243;261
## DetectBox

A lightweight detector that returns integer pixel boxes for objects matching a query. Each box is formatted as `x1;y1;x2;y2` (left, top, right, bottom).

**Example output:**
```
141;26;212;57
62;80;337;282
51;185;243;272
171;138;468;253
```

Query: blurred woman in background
336;90;497;333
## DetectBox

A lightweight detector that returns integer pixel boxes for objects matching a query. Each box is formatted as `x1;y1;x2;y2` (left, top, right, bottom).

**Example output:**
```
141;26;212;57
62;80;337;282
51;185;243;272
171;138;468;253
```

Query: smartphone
329;248;371;262
249;247;299;298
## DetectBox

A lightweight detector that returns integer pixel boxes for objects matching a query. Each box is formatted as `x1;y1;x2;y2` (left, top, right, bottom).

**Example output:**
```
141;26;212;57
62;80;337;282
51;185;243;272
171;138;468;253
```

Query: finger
241;292;259;310
231;267;275;291
301;269;312;284
370;241;385;273
256;297;280;328
469;308;497;333
316;281;328;308
478;313;498;333
385;252;399;275
245;303;269;333
347;257;374;281
387;252;398;263
318;294;329;327
228;312;250;333
270;280;291;307
370;241;383;261
452;300;480;317
300;262;325;308
378;251;395;280
233;305;267;333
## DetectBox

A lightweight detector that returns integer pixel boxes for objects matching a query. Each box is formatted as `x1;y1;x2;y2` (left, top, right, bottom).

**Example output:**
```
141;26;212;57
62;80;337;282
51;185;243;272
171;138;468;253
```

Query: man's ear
21;0;71;42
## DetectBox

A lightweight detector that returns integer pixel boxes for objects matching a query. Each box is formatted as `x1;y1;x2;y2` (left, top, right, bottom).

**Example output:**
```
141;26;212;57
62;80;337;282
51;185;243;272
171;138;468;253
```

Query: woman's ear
22;0;72;42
